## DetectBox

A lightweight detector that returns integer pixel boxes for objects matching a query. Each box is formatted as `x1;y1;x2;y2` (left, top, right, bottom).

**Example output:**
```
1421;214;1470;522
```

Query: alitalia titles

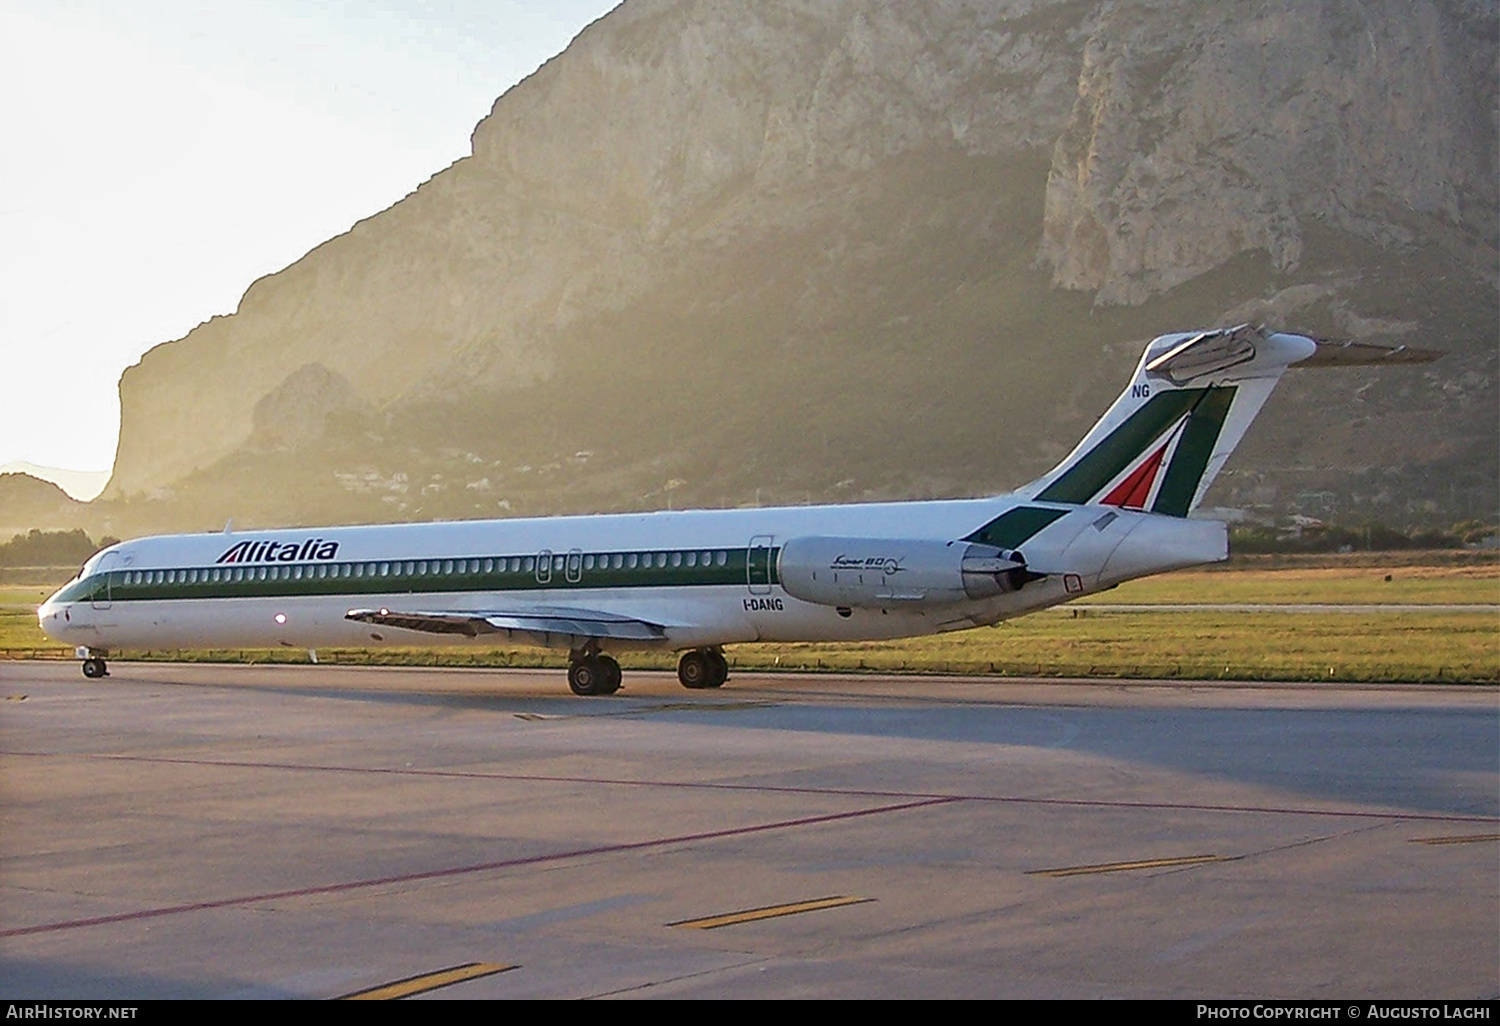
217;539;341;564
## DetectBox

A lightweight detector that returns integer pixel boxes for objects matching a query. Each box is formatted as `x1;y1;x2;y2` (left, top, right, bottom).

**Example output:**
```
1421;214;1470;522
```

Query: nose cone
38;590;72;641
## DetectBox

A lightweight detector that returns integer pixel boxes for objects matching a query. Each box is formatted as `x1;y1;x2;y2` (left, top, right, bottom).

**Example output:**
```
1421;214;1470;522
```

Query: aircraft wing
345;605;669;644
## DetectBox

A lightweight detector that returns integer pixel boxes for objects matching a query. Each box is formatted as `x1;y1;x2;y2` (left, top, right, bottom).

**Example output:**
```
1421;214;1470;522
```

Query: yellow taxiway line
338;962;517;1000
1029;854;1230;877
1410;834;1500;845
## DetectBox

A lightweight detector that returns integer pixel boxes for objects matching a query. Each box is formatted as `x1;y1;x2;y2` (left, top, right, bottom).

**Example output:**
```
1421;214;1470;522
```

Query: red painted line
5;749;1496;825
0;796;959;939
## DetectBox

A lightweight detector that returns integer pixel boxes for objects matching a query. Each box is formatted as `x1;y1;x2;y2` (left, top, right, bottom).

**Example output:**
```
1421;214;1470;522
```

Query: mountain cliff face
100;0;1497;534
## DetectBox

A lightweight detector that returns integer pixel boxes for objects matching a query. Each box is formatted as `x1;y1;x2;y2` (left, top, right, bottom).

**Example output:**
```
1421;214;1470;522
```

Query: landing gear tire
707;650;729;688
569;655;621;696
81;658;108;679
678;649;728;690
678;650;710;689
597;655;622;695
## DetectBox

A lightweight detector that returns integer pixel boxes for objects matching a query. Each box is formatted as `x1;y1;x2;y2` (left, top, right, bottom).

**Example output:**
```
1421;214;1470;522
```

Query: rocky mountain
92;0;1496;536
0;473;86;540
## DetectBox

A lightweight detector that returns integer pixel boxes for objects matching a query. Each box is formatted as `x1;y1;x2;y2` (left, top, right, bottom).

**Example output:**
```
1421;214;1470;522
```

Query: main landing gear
567;647;622;696
563;646;729;696
677;648;729;690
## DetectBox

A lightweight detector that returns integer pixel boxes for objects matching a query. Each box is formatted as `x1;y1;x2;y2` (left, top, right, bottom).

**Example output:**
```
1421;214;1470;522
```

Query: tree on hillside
0;529;117;567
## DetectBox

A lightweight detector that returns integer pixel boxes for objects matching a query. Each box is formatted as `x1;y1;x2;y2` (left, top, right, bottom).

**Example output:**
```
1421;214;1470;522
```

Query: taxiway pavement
1;661;1495;999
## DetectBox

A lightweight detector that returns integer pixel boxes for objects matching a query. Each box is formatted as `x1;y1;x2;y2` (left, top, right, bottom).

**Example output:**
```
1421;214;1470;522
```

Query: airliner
38;325;1433;695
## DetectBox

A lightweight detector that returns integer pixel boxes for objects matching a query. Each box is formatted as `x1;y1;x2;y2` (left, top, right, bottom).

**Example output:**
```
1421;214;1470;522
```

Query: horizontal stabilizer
1292;339;1444;367
1143;324;1260;384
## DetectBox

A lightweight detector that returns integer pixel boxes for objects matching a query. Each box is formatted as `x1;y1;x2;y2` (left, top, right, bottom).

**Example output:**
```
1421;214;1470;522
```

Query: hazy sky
1;0;620;477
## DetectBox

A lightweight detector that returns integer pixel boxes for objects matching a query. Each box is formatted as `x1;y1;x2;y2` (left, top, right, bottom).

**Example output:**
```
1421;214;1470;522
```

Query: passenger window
716;551;727;566
484;559;494;573
523;557;534;572
584;555;595;570
627;554;638;569
671;552;682;567
686;552;697;567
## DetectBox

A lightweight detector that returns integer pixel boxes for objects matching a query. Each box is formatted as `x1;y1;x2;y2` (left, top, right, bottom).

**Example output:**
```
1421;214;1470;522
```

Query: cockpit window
75;549;107;581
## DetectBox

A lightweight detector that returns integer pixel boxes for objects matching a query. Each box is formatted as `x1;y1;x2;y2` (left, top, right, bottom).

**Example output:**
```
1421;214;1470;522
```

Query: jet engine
777;536;1033;609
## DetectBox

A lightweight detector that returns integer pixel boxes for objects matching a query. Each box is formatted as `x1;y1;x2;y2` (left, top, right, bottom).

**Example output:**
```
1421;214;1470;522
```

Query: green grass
5;562;1496;684
727;610;1499;683
1090;564;1500;605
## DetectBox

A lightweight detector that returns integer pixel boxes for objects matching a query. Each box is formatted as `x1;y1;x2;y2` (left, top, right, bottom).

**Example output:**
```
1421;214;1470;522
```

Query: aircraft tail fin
1018;325;1439;518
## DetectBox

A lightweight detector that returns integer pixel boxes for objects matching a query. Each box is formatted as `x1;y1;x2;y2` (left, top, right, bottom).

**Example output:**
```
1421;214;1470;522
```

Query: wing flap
346;605;669;643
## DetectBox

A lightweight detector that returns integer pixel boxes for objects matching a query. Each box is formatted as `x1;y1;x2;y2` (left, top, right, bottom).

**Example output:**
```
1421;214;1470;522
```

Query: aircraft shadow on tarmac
136;669;1499;821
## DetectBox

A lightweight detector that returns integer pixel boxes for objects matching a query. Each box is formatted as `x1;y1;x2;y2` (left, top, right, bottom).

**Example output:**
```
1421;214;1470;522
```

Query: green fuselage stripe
55;546;777;606
963;506;1069;549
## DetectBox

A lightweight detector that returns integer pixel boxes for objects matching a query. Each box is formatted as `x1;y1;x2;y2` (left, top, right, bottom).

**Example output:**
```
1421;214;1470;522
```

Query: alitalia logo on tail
1035;386;1237;517
218;539;341;564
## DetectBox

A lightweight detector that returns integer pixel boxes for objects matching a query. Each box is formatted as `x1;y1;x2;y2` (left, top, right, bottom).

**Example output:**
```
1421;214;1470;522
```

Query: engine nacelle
777;536;1030;609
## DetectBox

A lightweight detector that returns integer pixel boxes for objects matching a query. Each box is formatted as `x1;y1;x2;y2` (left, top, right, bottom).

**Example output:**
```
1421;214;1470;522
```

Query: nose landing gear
77;648;109;679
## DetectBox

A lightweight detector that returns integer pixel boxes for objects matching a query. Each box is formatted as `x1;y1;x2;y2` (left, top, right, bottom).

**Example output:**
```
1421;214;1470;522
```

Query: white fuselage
38;494;1226;657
